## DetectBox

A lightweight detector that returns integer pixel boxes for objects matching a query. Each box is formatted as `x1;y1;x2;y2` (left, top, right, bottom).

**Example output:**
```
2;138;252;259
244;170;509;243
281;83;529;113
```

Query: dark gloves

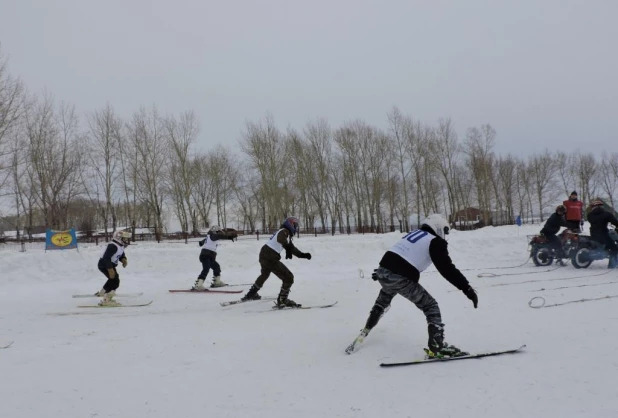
302;252;312;260
462;285;478;308
198;239;205;247
371;269;378;281
285;247;293;259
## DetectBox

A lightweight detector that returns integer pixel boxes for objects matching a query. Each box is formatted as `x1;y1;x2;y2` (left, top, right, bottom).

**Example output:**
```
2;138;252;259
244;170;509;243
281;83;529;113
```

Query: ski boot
274;288;300;309
345;328;370;354
192;278;205;290
94;288;107;297
425;323;469;359
210;276;228;288
98;290;121;307
241;284;261;301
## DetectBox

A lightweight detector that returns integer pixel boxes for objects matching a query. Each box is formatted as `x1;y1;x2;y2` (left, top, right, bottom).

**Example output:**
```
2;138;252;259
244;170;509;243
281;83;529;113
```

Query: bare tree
528;150;558;221
464;125;495;224
240;113;289;230
599;152;618;207
576;152;597;204
165;110;200;234
555;151;577;198
430;117;461;221
83;104;123;239
127;106;167;240
25;96;83;229
387;107;413;230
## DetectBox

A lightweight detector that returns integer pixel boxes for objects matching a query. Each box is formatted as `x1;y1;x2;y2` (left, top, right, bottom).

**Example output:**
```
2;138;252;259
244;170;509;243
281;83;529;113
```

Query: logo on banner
46;229;78;250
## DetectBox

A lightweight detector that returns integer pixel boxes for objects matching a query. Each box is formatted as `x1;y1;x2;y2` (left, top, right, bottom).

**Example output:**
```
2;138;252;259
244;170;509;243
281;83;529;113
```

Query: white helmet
113;230;131;246
421;214;450;239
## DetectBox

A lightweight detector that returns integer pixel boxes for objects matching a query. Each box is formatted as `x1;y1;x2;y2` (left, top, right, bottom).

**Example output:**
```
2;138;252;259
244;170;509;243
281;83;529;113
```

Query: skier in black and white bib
241;216;312;308
348;214;478;358
192;225;238;290
96;230;131;306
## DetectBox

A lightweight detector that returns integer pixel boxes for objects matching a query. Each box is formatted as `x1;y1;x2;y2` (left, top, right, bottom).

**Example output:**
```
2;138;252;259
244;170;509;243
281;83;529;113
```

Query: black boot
364;304;389;330
275;288;300;308
426;323;468;358
241;284;261;301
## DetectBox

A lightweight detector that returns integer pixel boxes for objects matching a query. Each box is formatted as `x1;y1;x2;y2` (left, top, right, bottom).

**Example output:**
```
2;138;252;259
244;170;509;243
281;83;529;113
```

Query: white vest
201;235;219;252
389;230;435;272
101;242;125;265
266;229;286;253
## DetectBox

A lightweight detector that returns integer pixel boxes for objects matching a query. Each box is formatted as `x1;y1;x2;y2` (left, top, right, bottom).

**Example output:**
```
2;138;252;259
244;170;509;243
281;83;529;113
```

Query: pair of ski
72;292;152;308
346;330;525;366
220;297;338;310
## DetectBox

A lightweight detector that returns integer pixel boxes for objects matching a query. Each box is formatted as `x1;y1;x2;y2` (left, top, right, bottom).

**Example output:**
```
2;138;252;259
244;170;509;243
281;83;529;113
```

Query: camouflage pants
372;267;443;327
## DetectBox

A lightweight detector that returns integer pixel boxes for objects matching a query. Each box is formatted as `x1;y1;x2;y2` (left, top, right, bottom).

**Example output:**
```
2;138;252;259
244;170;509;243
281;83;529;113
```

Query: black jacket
98;242;126;269
198;231;236;258
379;228;470;291
588;207;618;243
540;212;566;236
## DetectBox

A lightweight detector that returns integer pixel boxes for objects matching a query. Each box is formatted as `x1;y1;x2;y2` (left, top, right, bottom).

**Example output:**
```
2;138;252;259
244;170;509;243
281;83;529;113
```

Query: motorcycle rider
587;199;618;269
540;205;567;262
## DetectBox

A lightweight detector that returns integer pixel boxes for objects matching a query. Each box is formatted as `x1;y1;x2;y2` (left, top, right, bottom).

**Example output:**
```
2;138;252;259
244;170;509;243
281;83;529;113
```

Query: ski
269;301;338;311
72;292;144;298
345;329;369;354
168;289;243;294
212;283;253;287
1;341;14;349
379;345;526;367
77;301;153;308
220;297;277;307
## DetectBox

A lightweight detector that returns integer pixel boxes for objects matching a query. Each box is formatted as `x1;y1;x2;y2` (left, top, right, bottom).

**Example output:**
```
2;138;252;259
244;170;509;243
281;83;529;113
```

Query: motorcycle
571;228;618;269
528;229;585;267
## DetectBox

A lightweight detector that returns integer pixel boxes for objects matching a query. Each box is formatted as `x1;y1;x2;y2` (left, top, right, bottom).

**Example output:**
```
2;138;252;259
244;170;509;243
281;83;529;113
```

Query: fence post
256;231;260;241
20;241;26;253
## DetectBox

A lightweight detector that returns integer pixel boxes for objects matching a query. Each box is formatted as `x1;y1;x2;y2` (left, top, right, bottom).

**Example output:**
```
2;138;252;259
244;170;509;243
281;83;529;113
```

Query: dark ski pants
545;233;563;256
198;253;221;280
372;267;443;327
565;220;581;231
98;265;120;292
254;250;294;291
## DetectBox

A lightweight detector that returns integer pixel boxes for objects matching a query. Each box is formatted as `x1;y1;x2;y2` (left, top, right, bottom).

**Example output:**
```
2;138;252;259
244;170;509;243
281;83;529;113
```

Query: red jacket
563;199;584;222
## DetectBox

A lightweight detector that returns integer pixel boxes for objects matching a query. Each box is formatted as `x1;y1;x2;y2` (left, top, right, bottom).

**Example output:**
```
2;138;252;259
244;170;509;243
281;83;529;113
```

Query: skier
240;216;312;308
347;214;478;358
587;199;618;268
96;230;131;306
192;225;238;290
563;191;584;232
540;205;567;263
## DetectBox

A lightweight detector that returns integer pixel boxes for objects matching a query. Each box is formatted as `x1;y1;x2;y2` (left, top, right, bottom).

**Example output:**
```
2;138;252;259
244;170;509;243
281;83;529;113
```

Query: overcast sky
1;0;616;155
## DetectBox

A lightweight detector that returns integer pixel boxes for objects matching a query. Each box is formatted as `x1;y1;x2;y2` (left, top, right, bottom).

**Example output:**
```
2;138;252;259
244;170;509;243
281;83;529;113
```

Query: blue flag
515;215;522;226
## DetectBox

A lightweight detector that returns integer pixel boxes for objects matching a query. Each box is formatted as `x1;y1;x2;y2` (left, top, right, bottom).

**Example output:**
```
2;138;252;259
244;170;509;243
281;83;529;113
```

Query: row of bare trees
2;48;618;237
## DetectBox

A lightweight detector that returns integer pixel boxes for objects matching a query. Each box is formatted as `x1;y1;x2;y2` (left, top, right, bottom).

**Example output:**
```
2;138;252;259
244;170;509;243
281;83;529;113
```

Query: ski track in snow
1;224;617;418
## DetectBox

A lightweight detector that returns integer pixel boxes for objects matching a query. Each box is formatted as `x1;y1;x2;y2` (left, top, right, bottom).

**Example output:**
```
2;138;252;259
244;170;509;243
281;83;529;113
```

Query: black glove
303;252;312;260
285;247;293;259
371;269;378;281
462;285;478;308
198;239;205;246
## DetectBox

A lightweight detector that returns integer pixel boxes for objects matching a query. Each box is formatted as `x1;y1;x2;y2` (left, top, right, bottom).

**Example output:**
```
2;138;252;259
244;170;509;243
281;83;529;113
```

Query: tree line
1;48;617;239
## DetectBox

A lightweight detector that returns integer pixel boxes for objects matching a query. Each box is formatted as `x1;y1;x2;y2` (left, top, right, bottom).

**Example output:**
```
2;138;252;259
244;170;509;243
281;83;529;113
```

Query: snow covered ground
1;224;617;418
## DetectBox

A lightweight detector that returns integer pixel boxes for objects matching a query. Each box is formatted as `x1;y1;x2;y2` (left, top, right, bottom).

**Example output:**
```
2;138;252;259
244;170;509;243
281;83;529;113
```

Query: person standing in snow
192;226;238;290
346;214;478;358
587;199;618;269
96;230;131;306
540;205;568;261
563;191;584;232
240;216;312;308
